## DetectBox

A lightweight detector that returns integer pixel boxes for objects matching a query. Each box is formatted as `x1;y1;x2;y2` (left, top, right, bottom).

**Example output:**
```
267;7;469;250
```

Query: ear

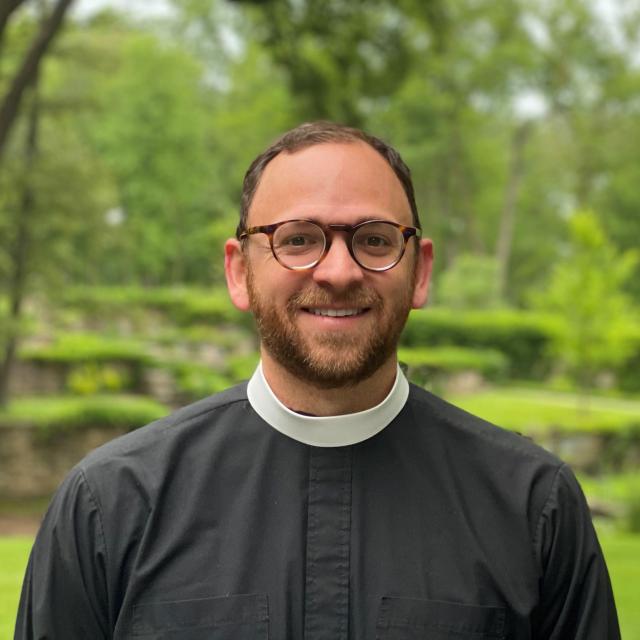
224;239;251;312
411;238;434;309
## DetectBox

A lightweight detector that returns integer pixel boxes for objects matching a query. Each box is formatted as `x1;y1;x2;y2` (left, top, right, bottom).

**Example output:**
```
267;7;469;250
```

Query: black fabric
15;383;620;639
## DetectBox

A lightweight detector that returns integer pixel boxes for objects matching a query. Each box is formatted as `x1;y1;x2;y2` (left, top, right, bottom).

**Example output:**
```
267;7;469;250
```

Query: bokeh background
1;0;639;636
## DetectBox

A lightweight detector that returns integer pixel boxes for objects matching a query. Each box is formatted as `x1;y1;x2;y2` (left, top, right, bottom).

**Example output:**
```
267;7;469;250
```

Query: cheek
251;268;305;306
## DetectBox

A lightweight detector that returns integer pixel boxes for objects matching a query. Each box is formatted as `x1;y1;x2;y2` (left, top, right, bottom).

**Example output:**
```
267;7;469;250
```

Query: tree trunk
0;76;40;407
495;121;532;299
0;0;73;160
0;0;28;41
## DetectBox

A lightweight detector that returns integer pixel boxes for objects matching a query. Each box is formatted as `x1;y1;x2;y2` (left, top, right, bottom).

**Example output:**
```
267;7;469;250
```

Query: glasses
238;219;420;272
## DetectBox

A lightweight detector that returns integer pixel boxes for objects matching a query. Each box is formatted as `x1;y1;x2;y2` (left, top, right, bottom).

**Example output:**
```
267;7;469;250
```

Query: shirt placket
303;446;353;640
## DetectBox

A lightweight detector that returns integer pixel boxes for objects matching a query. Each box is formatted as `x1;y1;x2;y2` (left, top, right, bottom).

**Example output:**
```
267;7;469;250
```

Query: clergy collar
247;362;409;447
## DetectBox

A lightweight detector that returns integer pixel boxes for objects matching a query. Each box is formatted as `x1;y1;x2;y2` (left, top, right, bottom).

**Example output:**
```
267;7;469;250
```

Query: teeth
309;308;362;317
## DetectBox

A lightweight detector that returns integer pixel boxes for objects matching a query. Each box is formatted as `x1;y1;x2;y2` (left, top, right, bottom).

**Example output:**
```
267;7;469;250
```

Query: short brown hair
237;121;420;238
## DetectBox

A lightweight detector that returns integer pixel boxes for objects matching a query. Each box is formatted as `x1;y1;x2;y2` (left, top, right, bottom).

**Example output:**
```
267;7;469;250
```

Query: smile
305;308;367;317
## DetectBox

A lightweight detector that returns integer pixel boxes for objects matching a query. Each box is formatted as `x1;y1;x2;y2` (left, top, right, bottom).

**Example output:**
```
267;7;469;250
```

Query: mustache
288;287;382;309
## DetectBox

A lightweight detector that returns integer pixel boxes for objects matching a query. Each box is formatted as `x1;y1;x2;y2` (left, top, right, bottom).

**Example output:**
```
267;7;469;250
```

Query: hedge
398;346;507;384
20;333;150;365
0;394;168;437
402;308;560;379
62;286;252;329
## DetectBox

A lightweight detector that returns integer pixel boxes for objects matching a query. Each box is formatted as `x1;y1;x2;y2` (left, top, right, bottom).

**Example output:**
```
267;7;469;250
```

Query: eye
279;233;319;248
355;232;394;253
363;234;391;247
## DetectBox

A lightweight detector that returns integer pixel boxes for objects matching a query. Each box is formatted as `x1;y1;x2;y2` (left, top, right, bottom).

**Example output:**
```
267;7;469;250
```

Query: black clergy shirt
15;367;620;639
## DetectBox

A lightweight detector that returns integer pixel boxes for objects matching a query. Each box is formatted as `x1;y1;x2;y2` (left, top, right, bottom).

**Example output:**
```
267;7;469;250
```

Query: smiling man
16;122;619;639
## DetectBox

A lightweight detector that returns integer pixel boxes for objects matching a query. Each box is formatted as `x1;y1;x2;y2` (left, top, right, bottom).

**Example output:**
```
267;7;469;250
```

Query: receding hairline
253;139;410;214
237;121;420;238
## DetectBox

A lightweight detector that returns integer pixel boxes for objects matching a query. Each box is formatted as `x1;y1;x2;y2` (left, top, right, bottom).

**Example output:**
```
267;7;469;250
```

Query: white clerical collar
247;362;409;447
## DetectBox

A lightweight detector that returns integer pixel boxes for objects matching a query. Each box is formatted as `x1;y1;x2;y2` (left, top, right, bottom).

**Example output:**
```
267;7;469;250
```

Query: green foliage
230;0;414;124
436;254;502;309
0;395;168;436
61;286;251;328
66;364;131;395
446;387;640;436
531;211;639;390
171;362;233;401
398;346;507;386
580;473;640;534
88;33;220;284
226;352;260;382
20;333;149;365
617;326;640;392
155;324;251;351
402;308;559;378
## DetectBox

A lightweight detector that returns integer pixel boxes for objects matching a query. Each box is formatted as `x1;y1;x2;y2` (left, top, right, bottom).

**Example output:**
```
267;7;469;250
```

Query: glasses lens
273;221;326;269
352;222;404;270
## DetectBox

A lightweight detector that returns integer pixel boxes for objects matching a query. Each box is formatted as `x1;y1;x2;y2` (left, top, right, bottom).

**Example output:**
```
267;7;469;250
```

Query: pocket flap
377;596;505;638
132;593;268;635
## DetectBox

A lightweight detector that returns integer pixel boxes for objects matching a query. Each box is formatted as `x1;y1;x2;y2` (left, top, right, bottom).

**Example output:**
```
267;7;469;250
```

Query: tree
532;210;638;396
0;0;75;159
436;254;502;309
0;12;116;406
178;0;416;125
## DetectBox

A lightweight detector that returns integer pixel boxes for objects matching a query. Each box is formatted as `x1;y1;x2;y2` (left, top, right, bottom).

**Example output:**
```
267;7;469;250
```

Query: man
16;122;619;639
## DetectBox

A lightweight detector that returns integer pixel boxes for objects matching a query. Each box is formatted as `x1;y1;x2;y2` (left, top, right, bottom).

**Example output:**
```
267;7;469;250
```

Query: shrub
171;362;233;401
0;395;168;437
62;286;252;329
436;254;502;309
401;308;559;379
21;333;150;366
66;364;131;395
398;346;507;386
226;352;260;382
616;325;640;392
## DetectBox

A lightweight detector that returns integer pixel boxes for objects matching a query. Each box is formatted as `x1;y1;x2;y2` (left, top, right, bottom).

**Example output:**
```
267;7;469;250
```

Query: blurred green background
1;0;639;637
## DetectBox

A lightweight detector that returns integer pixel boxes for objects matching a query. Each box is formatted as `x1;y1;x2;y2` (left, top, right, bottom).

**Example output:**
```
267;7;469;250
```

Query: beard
246;268;415;389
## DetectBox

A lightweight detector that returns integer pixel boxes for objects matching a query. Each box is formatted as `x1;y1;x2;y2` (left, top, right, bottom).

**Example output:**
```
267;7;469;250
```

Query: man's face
227;141;432;388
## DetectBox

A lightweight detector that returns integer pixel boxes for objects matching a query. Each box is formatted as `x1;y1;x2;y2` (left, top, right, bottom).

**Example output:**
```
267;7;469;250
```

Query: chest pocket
376;596;506;640
131;593;268;639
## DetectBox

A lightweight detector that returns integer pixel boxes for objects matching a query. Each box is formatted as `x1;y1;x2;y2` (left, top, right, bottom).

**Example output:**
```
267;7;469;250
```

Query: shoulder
82;382;248;464
70;383;250;505
404;384;568;527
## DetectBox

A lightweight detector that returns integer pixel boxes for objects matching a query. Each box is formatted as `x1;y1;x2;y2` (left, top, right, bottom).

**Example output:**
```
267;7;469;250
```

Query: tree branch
0;0;74;159
0;0;29;40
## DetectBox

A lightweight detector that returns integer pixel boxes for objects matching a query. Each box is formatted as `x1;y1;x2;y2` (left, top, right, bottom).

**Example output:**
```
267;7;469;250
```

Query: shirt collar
247;362;409;447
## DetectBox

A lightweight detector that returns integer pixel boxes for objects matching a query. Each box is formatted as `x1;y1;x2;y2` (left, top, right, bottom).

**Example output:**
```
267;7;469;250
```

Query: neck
260;350;398;416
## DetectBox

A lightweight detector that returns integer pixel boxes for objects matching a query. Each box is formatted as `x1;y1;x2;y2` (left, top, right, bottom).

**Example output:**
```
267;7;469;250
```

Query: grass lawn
446;387;640;434
0;537;31;639
1;532;638;638
599;531;640;639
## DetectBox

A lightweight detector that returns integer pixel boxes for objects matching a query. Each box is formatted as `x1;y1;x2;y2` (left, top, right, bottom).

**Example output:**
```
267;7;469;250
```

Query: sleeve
14;467;111;640
532;464;620;640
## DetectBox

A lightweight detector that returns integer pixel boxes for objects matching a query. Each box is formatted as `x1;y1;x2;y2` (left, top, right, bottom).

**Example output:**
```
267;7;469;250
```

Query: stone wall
0;425;128;499
8;361;69;397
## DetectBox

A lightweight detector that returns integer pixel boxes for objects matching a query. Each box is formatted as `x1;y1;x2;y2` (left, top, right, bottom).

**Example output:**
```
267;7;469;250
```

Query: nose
311;235;364;291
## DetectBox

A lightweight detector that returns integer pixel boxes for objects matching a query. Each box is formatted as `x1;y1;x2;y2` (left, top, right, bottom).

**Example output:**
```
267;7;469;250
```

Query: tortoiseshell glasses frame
238;218;420;272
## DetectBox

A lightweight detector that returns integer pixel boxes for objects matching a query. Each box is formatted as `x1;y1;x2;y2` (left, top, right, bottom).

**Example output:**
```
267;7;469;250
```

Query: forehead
248;141;412;226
